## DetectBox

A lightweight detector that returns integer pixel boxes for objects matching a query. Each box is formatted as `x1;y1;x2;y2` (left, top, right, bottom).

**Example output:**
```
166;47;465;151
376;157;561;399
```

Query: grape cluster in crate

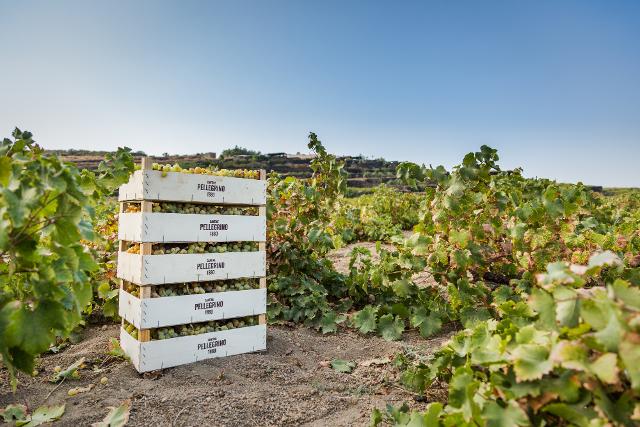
124;242;259;255
122;316;260;341
123;278;259;297
141;162;261;179
116;158;267;372
124;201;259;215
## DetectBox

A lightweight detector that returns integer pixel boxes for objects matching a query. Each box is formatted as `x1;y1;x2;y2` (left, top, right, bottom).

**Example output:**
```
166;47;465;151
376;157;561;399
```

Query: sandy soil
0;241;448;426
0;325;451;427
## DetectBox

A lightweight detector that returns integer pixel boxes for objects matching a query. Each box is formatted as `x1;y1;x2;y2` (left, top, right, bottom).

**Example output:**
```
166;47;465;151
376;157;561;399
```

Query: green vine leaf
16;404;65;427
512;344;552;382
353;306;377;334
0;404;27;423
377;314;404;341
483;400;529;427
319;311;346;334
91;400;130;427
331;359;356;373
410;307;442;338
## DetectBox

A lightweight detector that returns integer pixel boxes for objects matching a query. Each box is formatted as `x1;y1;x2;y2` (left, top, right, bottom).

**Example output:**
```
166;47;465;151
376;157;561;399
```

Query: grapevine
365;146;640;425
0;129;134;385
266;132;350;330
330;185;428;243
374;252;640;426
87;199;121;319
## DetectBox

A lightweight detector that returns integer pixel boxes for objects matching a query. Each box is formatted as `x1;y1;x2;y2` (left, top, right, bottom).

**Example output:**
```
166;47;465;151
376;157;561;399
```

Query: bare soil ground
1;241;449;426
0;325;451;427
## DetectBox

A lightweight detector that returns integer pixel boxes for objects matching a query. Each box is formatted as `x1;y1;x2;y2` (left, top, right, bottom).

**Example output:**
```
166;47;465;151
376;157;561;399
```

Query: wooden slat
120;279;125;332
120;288;267;329
141;156;153;171
140;155;153;216
119;326;141;372
119;171;267;205
118;213;266;243
119;202;127;253
137;157;153;342
259;169;267;326
137;325;267;372
259;277;267;325
138;286;151;342
117;251;266;285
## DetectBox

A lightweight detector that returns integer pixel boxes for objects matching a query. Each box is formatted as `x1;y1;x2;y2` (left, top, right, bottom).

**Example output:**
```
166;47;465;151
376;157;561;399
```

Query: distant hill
46;149;421;193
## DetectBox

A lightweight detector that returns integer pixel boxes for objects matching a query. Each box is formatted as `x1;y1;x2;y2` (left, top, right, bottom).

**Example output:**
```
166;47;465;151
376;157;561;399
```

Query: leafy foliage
330;185;426;244
345;244;449;340
377;253;640;426
360;147;640;424
398;145;638;296
86;199;120;319
0;129;133;384
220;145;261;158
266;132;351;330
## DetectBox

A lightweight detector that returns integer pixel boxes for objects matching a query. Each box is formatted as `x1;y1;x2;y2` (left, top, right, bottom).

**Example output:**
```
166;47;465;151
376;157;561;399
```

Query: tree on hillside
220;145;261;158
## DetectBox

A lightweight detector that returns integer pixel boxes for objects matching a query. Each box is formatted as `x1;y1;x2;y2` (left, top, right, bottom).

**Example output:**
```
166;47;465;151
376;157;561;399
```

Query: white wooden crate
118;213;266;243
119;288;267;329
117;251;266;285
120;324;267;372
118;170;267;205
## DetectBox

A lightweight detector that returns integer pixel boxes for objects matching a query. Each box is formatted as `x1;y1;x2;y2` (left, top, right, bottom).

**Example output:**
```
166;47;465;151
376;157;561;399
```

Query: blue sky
1;1;638;186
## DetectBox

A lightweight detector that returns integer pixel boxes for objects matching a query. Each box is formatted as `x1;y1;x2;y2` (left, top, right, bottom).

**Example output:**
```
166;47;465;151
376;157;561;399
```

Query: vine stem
172;404;190;426
43;377;66;402
9;192;59;243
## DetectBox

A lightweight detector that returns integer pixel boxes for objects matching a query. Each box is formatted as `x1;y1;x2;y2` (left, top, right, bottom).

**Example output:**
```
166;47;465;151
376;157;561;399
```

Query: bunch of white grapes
151;242;259;255
140;163;260;179
151;202;258;216
123;281;140;297
126;243;141;254
123;322;139;340
124;202;258;215
150;279;259;297
124;203;141;213
151;316;259;340
125;242;259;255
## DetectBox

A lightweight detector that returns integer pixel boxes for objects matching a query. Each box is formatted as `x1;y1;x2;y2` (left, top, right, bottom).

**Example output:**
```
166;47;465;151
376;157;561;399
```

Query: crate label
197;336;227;354
196;258;225;276
197;180;226;198
199;219;229;237
194;297;224;315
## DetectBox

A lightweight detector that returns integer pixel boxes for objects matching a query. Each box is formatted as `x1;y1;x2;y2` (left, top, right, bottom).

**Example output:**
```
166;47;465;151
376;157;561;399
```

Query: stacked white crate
117;157;267;372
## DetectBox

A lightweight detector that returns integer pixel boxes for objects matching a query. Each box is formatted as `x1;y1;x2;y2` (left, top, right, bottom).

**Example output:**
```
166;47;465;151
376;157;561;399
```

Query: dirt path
0;324;451;426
